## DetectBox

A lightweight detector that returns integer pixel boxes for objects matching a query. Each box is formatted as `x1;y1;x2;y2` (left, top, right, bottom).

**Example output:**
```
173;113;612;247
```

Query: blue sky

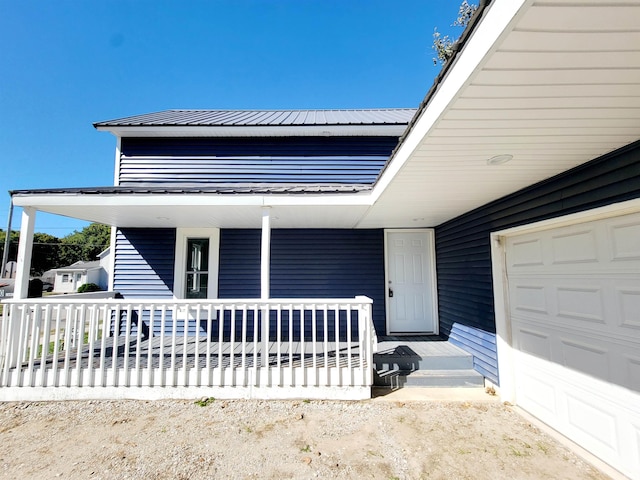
0;0;462;236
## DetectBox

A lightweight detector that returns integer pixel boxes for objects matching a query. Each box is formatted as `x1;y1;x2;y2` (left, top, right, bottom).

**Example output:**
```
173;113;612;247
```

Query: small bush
77;283;101;293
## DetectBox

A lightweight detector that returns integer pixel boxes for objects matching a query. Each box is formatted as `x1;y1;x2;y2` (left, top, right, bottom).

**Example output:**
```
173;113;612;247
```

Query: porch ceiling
359;0;640;228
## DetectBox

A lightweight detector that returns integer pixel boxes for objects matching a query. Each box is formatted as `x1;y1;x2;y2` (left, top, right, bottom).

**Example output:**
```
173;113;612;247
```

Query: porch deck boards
25;337;362;371
375;335;466;356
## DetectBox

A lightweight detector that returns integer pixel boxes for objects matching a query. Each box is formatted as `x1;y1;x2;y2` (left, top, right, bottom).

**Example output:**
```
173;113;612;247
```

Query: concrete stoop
373;336;485;388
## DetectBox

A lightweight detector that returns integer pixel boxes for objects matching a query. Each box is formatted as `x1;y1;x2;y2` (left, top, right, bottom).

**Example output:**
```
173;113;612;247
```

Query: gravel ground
0;396;609;479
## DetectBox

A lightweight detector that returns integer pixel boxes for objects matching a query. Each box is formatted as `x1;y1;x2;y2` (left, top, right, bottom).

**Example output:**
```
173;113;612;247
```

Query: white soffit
360;0;640;228
12;195;371;229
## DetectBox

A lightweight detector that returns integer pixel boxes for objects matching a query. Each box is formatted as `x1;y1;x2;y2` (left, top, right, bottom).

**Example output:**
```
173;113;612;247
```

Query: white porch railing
0;296;375;401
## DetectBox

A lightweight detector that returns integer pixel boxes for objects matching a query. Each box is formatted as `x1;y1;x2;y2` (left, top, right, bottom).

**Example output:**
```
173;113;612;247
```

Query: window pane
187;239;209;271
186;273;208;299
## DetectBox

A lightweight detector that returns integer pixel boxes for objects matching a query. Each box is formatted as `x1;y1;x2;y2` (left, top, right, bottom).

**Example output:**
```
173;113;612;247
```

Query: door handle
388;288;393;298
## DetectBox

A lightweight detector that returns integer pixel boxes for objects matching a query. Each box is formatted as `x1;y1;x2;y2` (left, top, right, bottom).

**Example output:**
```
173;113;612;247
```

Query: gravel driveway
0;392;609;479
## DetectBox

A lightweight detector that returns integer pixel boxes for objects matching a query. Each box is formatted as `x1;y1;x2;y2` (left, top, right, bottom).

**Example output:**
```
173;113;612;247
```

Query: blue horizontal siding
114;228;175;299
119;137;400;185
436;140;640;385
218;229;386;334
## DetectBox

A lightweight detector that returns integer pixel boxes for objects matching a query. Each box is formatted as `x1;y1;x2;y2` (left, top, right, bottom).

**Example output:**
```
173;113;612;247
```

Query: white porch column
14;207;36;299
260;207;271;300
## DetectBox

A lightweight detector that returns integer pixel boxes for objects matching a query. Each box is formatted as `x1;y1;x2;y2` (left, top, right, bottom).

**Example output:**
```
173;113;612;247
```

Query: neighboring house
3;1;640;477
51;260;102;293
47;247;111;293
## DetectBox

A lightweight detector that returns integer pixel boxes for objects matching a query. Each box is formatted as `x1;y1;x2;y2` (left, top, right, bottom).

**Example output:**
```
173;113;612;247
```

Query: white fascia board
369;0;531;203
95;125;408;138
11;192;374;209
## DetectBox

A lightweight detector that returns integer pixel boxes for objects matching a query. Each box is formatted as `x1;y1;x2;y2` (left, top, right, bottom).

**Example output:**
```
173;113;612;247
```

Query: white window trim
173;228;220;300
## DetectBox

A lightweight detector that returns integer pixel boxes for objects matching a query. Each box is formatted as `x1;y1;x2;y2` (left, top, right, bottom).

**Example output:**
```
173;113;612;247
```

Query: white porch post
260;207;271;369
14;207;36;299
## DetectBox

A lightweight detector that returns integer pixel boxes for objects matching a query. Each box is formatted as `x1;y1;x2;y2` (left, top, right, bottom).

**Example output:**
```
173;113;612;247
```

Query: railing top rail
1;296;373;306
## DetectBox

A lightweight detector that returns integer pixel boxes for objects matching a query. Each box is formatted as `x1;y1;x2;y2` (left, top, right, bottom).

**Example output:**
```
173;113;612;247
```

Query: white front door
385;229;438;334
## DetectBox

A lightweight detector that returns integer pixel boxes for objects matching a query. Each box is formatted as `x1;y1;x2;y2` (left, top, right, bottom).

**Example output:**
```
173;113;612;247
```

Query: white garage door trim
491;197;640;479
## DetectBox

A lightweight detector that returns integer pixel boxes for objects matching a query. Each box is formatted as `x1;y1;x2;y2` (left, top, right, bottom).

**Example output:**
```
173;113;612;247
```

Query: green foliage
1;223;110;277
432;1;478;65
77;283;101;293
0;229;19;266
58;223;111;267
194;397;216;407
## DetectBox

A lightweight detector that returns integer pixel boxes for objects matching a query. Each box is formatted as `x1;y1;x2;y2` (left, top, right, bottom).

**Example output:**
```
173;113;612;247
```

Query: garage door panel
619;287;640;328
514;316;639;391
608;217;640;261
514;351;640;476
559;337;609;381
550;228;598;265
507;215;640;274
504;210;640;478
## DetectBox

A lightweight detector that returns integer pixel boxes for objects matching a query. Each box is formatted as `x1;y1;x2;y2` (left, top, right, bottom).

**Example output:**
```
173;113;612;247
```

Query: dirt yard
0;393;609;479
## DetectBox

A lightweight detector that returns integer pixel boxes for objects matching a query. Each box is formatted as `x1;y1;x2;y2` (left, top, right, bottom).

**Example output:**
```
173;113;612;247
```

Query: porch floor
25;337;362;371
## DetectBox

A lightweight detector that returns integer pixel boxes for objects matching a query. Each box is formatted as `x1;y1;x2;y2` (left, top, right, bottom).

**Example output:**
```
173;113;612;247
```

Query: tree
0;229;19;267
432;1;478;65
31;233;61;276
58;223;111;267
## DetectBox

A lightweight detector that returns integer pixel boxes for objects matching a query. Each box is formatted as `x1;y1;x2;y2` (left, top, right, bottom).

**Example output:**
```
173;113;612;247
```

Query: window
174;228;220;300
62;274;70;283
185;238;209;299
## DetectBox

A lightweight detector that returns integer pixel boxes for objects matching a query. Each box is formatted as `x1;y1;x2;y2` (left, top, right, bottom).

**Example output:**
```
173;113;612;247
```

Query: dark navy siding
114;228;176;299
218;229;386;334
119;137;400;185
435;140;640;385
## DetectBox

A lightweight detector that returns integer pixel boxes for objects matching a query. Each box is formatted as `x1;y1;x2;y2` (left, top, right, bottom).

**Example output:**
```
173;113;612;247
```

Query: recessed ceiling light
487;154;513;165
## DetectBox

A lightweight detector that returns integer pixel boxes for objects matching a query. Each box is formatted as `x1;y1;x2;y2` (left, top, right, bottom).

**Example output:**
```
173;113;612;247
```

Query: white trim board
173;228;220;300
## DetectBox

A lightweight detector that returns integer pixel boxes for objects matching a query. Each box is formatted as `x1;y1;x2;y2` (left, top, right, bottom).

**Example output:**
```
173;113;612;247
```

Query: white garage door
505;210;640;479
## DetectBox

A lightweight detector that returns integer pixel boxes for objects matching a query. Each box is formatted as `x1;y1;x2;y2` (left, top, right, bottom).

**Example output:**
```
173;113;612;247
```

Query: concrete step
373;348;474;371
374;368;485;388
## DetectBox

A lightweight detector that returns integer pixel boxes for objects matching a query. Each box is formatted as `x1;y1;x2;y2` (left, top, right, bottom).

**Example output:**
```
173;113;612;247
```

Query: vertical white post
14;207;36;299
260;207;271;371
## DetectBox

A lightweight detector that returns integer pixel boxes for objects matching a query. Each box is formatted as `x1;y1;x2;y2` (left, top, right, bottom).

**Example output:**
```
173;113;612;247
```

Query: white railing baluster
312;306;317;386
253;304;259;386
288;304;293;387
111;304;121;387
86;305;96;387
347;305;353;386
170;303;178;387
159;305;167;386
229;305;236;386
298;304;305;386
334;304;340;386
134;304;143;387
181;304;189;387
205;305;212;386
146;304;155;387
39;305;52;387
99;304;109;387
217;304;224;386
323;304;329;386
276;304;282;387
0;296;374;396
26;305;40;387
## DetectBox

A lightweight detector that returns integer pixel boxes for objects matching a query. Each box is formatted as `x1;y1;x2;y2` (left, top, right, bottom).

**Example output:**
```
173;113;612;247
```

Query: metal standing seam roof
9;184;373;196
93;109;417;128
